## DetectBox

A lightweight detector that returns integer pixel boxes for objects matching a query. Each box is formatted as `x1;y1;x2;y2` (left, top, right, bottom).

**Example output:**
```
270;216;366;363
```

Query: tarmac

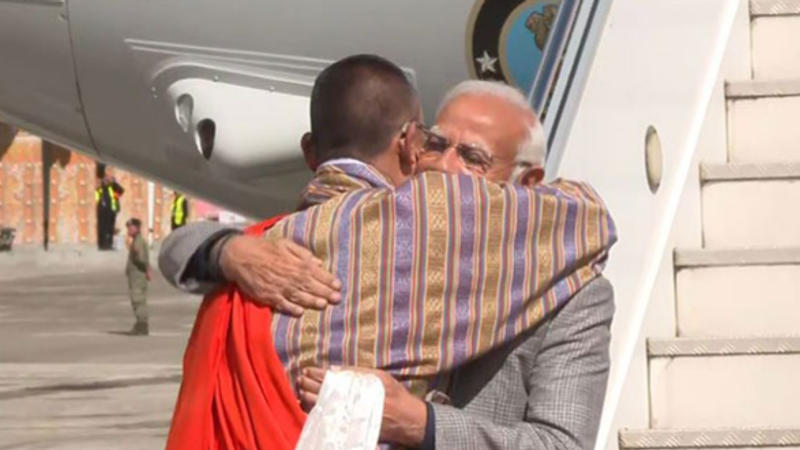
0;246;200;449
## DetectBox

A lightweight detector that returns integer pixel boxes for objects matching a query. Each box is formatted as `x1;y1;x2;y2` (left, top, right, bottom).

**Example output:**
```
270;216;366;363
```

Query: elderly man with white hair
161;76;614;449
418;80;548;184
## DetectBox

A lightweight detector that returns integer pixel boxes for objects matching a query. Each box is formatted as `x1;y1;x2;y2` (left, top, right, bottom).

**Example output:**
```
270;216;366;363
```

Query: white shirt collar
319;158;370;169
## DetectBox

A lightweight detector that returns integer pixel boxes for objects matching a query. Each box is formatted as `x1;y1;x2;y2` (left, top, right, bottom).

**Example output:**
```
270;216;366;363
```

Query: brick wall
0;132;186;247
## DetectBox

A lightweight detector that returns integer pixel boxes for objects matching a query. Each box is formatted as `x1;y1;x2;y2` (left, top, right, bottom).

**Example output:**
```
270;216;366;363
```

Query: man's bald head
309;54;419;164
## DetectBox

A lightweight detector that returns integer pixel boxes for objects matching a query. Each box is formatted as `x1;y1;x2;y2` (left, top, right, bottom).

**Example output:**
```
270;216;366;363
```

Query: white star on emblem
475;50;498;74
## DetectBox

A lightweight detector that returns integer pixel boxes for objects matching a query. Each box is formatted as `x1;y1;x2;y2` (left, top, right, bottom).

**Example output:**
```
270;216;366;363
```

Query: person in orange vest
95;173;124;250
170;191;189;230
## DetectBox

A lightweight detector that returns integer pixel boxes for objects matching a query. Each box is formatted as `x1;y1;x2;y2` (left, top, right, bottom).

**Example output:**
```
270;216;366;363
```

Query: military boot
131;320;149;336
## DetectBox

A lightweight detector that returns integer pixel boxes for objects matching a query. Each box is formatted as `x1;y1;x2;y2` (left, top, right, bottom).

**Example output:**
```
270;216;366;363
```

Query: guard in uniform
96;174;124;250
125;218;150;335
170;191;189;230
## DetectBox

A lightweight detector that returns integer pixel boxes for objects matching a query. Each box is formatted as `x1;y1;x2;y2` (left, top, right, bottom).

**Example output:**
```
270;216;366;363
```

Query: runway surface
0;248;200;449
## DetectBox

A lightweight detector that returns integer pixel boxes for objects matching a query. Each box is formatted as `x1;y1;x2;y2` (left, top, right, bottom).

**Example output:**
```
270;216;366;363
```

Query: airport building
0;131;178;247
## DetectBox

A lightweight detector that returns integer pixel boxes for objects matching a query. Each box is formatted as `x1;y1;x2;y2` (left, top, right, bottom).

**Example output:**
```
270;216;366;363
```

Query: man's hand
220;235;342;316
146;269;152;282
298;367;427;447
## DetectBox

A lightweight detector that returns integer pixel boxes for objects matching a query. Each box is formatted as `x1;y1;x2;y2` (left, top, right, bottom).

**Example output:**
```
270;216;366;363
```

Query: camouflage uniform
126;233;149;333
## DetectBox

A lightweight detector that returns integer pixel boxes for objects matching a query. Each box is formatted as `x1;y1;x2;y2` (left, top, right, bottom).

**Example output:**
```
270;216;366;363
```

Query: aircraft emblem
466;0;561;90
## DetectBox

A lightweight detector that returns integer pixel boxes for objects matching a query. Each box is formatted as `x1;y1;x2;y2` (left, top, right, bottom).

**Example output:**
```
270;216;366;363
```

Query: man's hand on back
220;235;342;316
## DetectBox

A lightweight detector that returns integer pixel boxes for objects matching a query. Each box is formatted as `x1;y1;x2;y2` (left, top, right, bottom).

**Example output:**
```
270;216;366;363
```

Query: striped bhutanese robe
267;160;617;394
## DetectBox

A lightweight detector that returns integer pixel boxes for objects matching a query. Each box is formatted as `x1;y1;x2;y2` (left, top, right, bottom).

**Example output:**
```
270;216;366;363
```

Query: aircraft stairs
619;0;800;448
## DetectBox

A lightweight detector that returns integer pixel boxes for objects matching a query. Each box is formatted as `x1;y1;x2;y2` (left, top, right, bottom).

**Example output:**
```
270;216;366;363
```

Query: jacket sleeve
112;181;125;196
430;277;615;450
158;221;238;294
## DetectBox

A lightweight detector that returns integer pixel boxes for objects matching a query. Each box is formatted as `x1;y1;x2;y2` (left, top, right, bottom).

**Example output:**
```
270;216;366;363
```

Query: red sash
166;216;306;450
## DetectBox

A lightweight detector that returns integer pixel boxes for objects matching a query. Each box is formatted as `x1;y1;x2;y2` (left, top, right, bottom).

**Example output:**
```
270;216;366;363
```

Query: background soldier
96;173;124;250
125;218;150;335
170;191;189;230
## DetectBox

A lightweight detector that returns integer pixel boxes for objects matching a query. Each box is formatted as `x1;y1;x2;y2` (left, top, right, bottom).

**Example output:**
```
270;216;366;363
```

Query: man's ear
398;123;419;176
301;132;319;171
519;165;545;186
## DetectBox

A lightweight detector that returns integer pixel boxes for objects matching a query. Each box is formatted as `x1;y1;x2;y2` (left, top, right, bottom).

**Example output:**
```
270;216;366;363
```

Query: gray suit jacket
432;276;613;450
159;223;614;450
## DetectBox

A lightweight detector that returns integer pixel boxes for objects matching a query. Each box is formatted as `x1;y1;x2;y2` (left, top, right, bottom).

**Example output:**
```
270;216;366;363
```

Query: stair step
676;263;800;336
726;79;800;98
648;337;800;357
701;161;800;181
649;337;800;429
700;171;800;247
751;14;800;80
727;84;800;163
620;428;800;449
751;0;800;16
675;247;800;267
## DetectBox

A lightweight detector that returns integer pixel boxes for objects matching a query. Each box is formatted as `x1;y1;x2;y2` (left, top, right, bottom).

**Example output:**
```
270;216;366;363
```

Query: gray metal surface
0;1;95;153
675;247;800;268
751;0;800;16
2;0;487;217
648;336;800;357
726;79;800;98
0;0;597;217
701;161;800;181
620;428;800;448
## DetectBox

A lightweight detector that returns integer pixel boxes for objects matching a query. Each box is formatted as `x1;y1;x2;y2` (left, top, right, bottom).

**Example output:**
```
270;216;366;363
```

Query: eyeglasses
416;124;494;173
